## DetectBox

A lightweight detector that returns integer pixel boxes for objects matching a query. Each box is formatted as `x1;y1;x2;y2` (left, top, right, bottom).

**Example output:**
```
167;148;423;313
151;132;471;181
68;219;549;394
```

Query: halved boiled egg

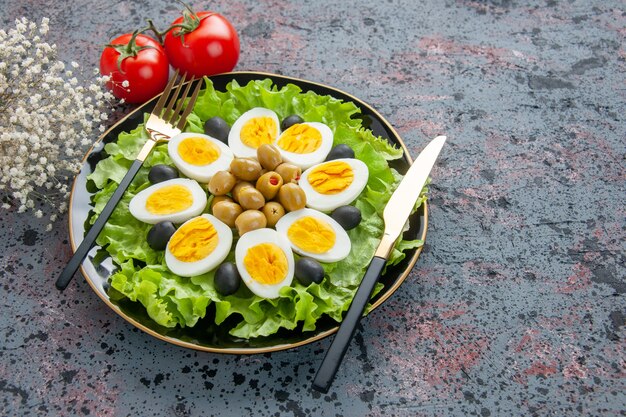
129;178;207;224
228;108;280;158
275;208;351;262
275;122;334;169
298;158;369;211
165;214;232;277
168;133;234;182
235;228;294;299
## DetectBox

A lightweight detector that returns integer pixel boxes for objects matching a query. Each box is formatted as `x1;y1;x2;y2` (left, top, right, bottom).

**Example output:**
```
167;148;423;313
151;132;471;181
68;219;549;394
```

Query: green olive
238;187;266;210
262;202;285;228
257;144;283;171
212;201;243;228
255;171;283;200
278;183;306;212
232;181;254;203
230;157;262;181
235;210;267;236
208;171;236;196
210;195;233;211
275;163;301;184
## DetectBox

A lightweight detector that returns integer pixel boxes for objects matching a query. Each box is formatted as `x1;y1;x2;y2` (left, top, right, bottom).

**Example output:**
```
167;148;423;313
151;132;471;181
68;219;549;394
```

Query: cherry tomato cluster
100;3;239;104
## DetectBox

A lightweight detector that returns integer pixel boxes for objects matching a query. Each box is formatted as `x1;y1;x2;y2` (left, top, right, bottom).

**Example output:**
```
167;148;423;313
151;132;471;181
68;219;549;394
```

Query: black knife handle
56;159;144;291
312;256;387;393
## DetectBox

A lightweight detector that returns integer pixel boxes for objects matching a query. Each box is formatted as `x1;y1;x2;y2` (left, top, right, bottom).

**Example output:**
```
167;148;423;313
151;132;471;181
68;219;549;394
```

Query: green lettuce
87;78;425;338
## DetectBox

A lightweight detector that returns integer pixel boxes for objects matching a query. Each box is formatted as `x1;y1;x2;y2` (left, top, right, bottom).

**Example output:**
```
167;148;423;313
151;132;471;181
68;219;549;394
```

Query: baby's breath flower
0;17;115;230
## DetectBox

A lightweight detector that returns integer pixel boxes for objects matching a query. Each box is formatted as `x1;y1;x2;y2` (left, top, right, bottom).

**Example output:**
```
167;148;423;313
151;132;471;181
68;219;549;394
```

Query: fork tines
152;69;202;130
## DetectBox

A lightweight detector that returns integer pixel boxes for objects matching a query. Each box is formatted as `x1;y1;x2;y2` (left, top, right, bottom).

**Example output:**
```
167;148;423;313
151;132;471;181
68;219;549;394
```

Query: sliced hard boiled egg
299;158;369;211
275;122;334;169
235;228;294;299
228;108;280;158
275;208;351;263
168;133;234;182
165;214;232;277
129;178;207;224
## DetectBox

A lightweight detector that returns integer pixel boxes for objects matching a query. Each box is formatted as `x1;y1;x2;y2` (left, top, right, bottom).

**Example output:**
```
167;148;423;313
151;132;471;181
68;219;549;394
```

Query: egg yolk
145;185;193;215
307;161;354;195
178;137;220;166
244;243;288;285
287;217;336;254
277;124;322;154
168;217;219;262
240;117;277;148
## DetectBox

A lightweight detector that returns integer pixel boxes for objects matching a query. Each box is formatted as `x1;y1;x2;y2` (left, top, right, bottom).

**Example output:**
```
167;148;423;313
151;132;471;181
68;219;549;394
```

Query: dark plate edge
68;71;429;354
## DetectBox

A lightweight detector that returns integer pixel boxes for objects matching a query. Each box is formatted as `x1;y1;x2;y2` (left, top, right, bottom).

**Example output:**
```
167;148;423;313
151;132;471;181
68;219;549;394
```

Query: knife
312;135;446;393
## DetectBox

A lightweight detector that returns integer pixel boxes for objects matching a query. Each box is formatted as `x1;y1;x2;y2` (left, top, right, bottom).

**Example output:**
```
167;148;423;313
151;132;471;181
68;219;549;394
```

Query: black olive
214;262;241;295
147;221;176;250
331;205;361;230
148;164;178;184
325;144;355;161
295;257;324;286
204;116;230;144
281;114;304;131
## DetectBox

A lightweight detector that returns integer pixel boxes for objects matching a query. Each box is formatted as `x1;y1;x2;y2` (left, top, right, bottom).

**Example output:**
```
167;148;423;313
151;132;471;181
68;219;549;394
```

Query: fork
55;69;202;291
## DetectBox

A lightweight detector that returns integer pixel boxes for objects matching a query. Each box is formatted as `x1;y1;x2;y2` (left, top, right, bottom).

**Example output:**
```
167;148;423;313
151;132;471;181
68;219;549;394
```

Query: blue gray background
1;0;624;416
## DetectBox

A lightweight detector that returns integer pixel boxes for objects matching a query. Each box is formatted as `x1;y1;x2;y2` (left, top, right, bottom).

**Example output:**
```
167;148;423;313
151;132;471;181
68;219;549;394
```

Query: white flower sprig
0;17;115;230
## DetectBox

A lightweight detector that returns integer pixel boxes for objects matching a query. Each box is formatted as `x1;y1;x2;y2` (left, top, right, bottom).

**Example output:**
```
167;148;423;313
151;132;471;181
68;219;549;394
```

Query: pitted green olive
232;181;254;202
256;144;283;171
208;171;236;196
235;210;267;236
255;171;283;200
230;157;262;181
275;163;301;184
278;183;306;212
262;202;285;228
210;195;233;211
238;187;265;210
212;201;243;228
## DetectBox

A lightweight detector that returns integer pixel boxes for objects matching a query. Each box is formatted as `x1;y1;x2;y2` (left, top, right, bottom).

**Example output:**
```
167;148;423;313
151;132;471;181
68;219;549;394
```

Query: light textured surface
1;0;625;416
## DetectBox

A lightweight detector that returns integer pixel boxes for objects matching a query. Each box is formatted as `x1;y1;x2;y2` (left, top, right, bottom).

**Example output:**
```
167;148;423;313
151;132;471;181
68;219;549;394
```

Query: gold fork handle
56;140;157;290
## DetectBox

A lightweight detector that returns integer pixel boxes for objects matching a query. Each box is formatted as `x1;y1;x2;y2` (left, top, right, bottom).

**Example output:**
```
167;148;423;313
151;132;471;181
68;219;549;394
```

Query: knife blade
312;135;446;393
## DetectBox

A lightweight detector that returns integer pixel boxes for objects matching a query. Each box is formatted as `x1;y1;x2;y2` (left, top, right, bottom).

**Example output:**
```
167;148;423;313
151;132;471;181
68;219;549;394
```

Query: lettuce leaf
88;78;425;339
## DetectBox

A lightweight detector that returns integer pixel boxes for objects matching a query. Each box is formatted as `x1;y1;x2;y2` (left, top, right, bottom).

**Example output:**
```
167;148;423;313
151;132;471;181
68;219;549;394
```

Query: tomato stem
144;19;166;44
105;30;156;74
140;1;213;47
169;0;214;46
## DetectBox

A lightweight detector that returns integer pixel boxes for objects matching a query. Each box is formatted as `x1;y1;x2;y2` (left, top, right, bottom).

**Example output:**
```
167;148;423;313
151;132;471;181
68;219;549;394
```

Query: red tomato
100;33;170;104
164;11;240;78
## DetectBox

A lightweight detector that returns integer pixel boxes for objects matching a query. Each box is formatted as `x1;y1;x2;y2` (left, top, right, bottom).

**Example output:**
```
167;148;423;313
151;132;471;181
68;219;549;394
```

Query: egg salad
87;78;424;339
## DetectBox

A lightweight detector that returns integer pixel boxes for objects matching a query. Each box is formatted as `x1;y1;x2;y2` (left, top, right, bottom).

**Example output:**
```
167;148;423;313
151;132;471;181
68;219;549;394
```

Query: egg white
235;228;294;299
299;158;369;211
165;214;233;277
128;178;207;224
168;133;234;183
275;208;351;263
228;108;281;158
275;122;334;169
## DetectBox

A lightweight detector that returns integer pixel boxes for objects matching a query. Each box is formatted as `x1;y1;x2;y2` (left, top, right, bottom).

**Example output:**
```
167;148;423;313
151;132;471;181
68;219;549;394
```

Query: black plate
69;71;428;353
